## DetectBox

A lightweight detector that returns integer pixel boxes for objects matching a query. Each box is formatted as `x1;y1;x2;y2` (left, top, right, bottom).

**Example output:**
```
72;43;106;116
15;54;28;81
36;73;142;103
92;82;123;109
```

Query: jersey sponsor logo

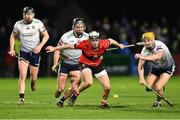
70;39;75;42
32;26;35;29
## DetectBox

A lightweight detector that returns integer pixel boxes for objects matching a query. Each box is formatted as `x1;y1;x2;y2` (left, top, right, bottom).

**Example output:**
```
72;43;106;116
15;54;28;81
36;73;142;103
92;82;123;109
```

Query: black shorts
58;62;81;74
150;65;175;77
80;63;105;75
20;51;40;67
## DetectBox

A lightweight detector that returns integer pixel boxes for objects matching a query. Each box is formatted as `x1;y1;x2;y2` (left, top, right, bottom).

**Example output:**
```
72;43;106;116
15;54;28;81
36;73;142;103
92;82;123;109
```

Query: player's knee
86;81;93;87
30;73;37;80
104;85;111;92
19;72;27;79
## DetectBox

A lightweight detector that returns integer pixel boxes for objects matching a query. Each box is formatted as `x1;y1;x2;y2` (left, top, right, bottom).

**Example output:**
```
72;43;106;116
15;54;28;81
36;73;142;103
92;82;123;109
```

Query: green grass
0;76;180;119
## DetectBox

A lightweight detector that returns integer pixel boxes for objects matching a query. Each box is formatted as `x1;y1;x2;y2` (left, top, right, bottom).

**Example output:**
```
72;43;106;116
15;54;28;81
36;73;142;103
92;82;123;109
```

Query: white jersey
141;40;175;69
58;30;89;65
13;18;46;52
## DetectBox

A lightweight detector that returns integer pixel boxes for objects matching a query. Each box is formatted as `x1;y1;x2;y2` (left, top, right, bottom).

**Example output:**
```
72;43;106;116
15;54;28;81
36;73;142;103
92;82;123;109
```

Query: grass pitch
0;76;180;119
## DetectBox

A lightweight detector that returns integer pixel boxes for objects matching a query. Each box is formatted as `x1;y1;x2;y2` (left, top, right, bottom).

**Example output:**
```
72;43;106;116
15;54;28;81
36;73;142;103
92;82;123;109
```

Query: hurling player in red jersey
46;31;125;109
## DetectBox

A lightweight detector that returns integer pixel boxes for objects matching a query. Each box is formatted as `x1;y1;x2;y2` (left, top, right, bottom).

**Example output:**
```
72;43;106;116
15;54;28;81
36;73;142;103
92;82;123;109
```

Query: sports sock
71;94;77;100
60;96;65;102
157;96;162;102
19;93;24;99
101;101;107;105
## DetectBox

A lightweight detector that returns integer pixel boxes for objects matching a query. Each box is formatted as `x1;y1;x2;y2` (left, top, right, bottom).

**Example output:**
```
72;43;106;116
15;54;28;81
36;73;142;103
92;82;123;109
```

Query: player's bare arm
45;44;74;53
137;59;146;86
8;31;18;56
108;38;125;49
51;49;60;71
33;30;49;54
135;50;164;61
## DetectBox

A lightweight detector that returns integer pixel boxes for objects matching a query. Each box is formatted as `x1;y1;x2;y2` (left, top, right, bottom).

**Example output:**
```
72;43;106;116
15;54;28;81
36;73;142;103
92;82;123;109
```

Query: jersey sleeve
38;20;46;32
57;34;66;46
156;45;164;52
101;39;110;49
13;22;19;34
74;40;86;50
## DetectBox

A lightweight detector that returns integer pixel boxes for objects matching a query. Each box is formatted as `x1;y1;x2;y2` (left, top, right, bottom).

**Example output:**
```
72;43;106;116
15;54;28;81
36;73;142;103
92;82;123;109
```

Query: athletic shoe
56;100;63;108
55;90;61;98
31;80;36;91
18;98;24;105
152;101;161;107
68;94;77;106
101;103;110;109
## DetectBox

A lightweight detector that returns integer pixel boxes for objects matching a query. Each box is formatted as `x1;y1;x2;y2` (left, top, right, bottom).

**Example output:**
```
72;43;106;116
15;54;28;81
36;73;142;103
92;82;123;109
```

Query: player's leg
68;68;93;106
154;65;175;96
151;66;174;107
145;73;161;107
29;65;39;91
18;59;29;105
146;67;163;107
78;68;93;92
55;73;68;98
58;70;81;106
95;70;111;109
154;73;172;106
56;73;68;107
63;87;73;100
69;70;81;96
29;53;41;91
55;63;70;98
145;73;158;91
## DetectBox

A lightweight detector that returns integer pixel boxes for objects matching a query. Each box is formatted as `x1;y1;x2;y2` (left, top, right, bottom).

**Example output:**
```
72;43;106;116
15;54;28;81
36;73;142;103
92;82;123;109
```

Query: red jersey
75;39;110;66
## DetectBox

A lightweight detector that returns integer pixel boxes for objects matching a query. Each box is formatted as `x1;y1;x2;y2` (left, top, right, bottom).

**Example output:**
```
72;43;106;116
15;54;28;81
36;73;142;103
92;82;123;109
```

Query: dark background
1;0;180;77
1;0;179;23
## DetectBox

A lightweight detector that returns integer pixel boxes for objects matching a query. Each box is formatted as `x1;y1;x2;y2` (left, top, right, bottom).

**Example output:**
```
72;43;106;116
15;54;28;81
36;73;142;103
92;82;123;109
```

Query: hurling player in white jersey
51;18;88;107
8;7;49;105
135;32;175;107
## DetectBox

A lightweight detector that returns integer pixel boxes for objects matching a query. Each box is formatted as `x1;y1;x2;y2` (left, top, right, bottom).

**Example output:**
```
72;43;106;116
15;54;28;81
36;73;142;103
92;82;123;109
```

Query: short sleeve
38;20;46;32
101;39;110;49
75;40;86;50
13;22;19;34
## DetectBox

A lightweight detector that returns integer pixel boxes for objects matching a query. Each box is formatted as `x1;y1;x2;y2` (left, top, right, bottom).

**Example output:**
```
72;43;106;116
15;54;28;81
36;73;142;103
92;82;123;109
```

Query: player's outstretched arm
108;38;125;49
135;51;164;61
45;44;74;53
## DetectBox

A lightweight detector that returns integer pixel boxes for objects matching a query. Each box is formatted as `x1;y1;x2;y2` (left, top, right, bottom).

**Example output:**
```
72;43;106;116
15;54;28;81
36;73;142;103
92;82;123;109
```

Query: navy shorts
80;63;105;75
150;65;175;77
58;62;81;74
19;51;40;67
